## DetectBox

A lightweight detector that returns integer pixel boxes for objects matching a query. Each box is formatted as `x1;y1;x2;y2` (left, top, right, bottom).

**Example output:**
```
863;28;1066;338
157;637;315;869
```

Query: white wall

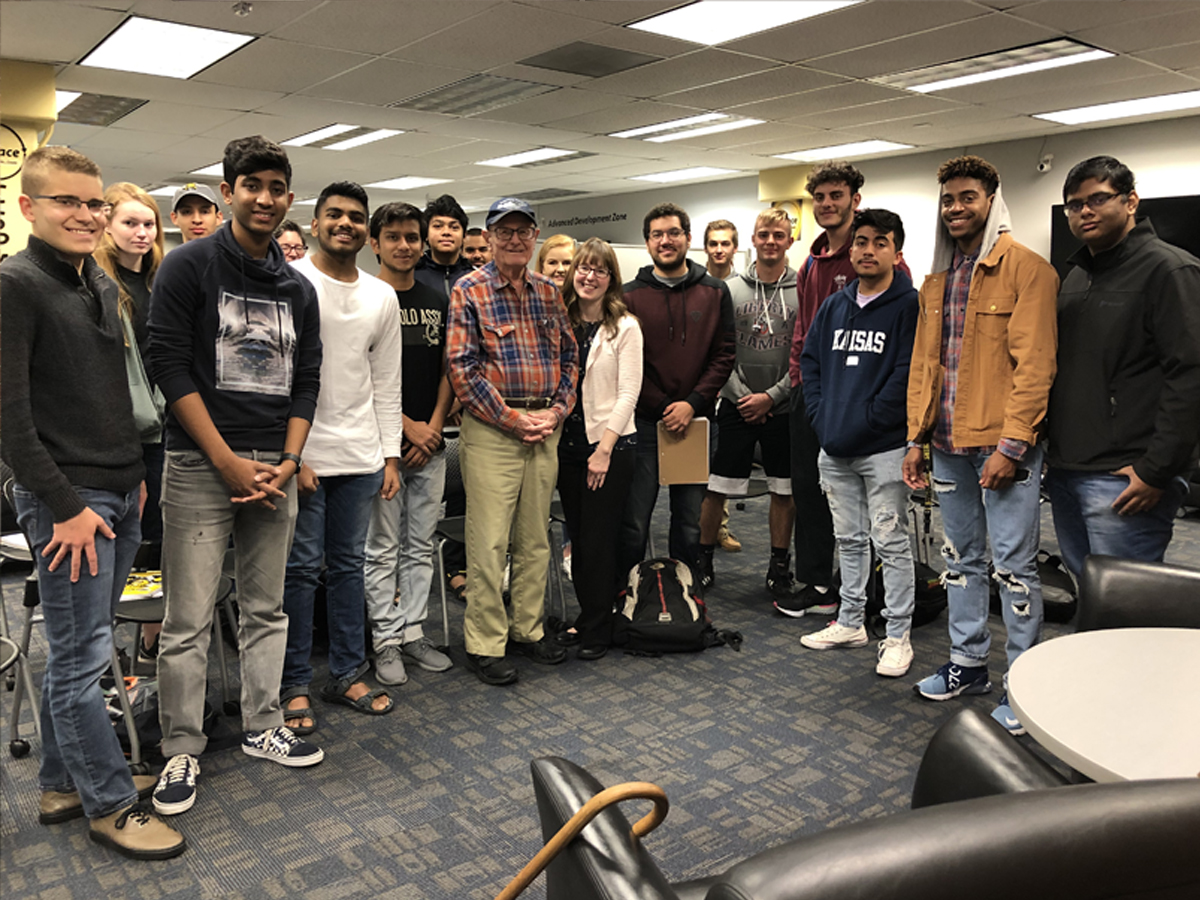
534;115;1200;283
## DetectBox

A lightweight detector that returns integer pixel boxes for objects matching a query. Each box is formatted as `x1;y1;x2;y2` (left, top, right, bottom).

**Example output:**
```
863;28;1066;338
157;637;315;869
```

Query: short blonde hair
21;145;102;196
755;208;792;231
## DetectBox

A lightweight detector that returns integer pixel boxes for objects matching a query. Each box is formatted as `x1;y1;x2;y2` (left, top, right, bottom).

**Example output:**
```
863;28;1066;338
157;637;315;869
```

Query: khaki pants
460;413;560;657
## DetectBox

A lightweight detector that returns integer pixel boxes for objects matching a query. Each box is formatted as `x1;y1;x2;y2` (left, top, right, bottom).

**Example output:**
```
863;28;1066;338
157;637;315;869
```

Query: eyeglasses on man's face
1063;191;1126;216
492;225;535;242
34;194;112;216
576;264;611;280
278;241;307;260
649;228;686;243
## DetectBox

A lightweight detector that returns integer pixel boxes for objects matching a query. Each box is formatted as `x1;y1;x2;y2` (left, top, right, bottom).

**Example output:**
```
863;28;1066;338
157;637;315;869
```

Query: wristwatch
281;452;303;470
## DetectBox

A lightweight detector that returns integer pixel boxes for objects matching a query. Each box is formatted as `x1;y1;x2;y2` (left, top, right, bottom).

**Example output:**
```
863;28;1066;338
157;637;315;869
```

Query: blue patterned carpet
3;497;1198;899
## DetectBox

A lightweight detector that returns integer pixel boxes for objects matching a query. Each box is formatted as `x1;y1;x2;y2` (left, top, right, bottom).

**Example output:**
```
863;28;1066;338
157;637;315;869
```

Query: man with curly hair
903;156;1058;735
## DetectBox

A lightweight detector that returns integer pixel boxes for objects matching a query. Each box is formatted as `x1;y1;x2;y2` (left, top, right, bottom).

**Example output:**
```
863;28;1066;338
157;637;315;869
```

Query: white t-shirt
292;255;403;475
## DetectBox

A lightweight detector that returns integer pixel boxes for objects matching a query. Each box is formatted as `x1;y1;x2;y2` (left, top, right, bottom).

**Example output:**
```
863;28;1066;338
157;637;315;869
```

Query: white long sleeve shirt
292;256;403;475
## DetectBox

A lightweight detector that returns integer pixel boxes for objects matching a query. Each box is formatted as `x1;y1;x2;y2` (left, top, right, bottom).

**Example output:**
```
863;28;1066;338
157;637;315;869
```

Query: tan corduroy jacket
907;233;1059;448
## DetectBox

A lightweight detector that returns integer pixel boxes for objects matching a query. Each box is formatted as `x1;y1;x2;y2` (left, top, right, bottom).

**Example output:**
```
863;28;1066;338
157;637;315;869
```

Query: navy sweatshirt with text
148;222;322;452
800;271;918;458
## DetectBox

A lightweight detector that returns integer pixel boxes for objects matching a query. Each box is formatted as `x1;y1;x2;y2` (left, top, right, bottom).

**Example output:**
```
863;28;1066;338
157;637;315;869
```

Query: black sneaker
765;556;798;600
699;551;715;590
773;583;838;618
153;753;199;815
508;636;567;665
466;653;519;685
135;634;160;676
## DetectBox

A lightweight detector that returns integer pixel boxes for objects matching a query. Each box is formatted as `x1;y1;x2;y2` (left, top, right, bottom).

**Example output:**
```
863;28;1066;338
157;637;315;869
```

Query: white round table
1008;627;1200;782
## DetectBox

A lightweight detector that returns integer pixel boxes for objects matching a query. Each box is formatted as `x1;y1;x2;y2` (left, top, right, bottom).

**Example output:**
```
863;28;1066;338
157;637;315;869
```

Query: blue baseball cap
485;197;537;228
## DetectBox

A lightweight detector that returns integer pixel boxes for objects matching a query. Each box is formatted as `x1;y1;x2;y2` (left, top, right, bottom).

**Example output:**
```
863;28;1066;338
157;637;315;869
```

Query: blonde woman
556;239;642;659
536;234;576;288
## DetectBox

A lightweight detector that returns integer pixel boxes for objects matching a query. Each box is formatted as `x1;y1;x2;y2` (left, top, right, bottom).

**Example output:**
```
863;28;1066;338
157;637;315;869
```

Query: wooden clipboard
657;417;709;486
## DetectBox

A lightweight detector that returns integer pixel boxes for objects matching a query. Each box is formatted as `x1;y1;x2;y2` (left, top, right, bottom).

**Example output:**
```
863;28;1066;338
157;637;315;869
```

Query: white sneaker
876;632;914;677
800;622;868;650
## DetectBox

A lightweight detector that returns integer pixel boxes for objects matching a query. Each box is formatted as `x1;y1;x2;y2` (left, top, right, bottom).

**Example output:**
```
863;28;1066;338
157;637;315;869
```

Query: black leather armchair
1077;555;1200;631
530;753;1200;900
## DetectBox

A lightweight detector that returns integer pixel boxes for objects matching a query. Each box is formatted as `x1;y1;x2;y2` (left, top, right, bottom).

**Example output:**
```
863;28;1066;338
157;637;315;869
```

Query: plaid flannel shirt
447;263;578;433
932;248;1027;461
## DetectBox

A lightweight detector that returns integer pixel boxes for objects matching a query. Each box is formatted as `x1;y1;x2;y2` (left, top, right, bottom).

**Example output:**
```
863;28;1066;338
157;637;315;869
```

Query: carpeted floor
3;495;1198;900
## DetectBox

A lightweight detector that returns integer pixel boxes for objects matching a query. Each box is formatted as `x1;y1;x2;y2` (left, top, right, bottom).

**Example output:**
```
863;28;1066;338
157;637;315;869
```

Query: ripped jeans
818;448;914;639
931;445;1044;670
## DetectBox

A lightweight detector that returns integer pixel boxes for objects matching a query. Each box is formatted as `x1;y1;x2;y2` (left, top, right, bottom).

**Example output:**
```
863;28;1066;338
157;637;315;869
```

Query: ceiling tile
732;81;908;120
584;24;701;59
668;122;821;151
541;100;707;135
272;0;498;55
727;1;988;63
194;38;374;95
0;2;124;64
104;101;245;136
990;72;1200;114
76;127;185;154
517;1;680;26
472;89;631;126
388;3;607;69
740;129;879;156
54;65;285;112
301;58;471;106
1133;40;1200;71
1010;1;1195;33
806;14;1059;79
129;0;322;34
483;64;591;88
785;94;962;129
586;49;779;99
1075;7;1200;53
45;122;105;145
661;65;846;110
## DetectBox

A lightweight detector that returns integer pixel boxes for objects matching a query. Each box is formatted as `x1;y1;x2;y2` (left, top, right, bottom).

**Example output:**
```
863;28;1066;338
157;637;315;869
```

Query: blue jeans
618;417;707;582
13;485;141;818
283;469;384;687
818;449;914;639
1046;468;1187;579
932;446;1044;670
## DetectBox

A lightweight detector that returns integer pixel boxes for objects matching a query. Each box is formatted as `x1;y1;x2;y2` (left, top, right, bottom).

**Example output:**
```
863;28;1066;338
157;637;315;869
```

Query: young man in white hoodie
280;182;404;733
903;156;1058;734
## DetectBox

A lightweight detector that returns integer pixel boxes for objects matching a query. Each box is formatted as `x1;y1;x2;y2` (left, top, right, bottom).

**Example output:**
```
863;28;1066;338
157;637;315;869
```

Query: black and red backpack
612;558;742;655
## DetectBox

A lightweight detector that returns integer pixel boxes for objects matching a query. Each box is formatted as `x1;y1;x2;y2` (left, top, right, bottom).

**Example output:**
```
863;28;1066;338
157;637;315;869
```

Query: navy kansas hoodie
800;271;918;458
148;222;322;453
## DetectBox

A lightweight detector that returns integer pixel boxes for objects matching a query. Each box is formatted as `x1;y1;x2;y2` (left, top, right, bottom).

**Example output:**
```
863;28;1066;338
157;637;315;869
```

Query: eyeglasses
34;194;112;216
648;229;686;242
576;264;611;280
1063;191;1125;216
491;225;535;242
278;242;307;259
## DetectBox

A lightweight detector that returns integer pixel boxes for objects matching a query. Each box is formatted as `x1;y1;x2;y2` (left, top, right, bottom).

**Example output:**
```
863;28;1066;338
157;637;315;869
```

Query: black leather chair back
1077;555;1200;631
911;708;1067;808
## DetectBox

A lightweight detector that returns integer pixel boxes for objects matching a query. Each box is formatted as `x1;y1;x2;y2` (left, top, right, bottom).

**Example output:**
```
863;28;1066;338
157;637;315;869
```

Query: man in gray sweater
698;208;800;600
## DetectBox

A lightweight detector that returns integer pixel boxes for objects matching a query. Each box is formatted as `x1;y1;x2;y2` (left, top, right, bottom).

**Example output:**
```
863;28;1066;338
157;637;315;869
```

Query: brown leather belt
506;396;553;409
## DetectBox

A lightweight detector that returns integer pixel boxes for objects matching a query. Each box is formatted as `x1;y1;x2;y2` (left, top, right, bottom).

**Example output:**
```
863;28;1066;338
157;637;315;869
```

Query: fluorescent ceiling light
1034;89;1200;125
477;148;577;168
630;1;859;46
324;129;403;151
189;162;225;178
775;140;912;161
631;166;739;183
282;124;357;147
147;186;179;197
879;40;1113;94
55;91;81;112
81;16;254;80
610;113;728;139
645;117;764;143
291;198;318;205
365;176;452;191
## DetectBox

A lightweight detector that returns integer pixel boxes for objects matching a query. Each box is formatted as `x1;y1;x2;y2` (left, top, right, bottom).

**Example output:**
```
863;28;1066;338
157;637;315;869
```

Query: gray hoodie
720;262;798;410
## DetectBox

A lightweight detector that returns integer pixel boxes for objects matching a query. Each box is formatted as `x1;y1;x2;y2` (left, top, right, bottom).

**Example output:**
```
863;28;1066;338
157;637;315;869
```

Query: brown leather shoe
39;775;158;825
718;528;742;553
89;802;187;860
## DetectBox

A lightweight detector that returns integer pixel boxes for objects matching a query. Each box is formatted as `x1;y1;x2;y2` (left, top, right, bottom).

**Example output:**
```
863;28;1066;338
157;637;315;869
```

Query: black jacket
0;237;144;521
1047;218;1200;487
148;222;322;452
415;253;474;300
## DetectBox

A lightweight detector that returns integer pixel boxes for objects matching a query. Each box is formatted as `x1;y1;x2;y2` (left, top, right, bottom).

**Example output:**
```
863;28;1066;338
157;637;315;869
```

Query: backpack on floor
613;558;742;655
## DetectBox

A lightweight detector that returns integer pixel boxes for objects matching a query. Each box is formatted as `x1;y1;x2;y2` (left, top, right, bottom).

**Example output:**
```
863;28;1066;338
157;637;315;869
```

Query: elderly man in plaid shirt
447;198;579;685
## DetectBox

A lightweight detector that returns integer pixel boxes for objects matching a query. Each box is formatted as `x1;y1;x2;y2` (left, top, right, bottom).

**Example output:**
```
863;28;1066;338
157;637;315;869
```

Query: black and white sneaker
242;726;324;767
153;753;199;815
773;583;838;618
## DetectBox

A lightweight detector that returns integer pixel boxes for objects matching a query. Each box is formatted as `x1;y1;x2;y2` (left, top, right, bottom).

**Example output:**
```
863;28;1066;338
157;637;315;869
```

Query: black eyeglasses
648;228;686;242
491;225;535;242
576;264;611;280
34;195;112;215
1063;191;1125;216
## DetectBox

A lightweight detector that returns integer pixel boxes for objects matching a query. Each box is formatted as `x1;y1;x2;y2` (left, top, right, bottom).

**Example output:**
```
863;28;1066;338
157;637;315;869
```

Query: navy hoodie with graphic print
800;271;918;458
148;222;322;452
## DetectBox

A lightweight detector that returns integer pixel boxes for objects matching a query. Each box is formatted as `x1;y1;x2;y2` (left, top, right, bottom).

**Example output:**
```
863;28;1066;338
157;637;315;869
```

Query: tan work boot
717;527;742;552
89;802;187;860
40;774;158;825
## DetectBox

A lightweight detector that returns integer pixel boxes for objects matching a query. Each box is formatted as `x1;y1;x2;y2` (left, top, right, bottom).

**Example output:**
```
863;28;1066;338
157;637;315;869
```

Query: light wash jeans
13;485;141;818
158;449;297;757
282;469;384;688
364;452;446;648
931;445;1044;671
1046;468;1187;579
818;448;914;639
